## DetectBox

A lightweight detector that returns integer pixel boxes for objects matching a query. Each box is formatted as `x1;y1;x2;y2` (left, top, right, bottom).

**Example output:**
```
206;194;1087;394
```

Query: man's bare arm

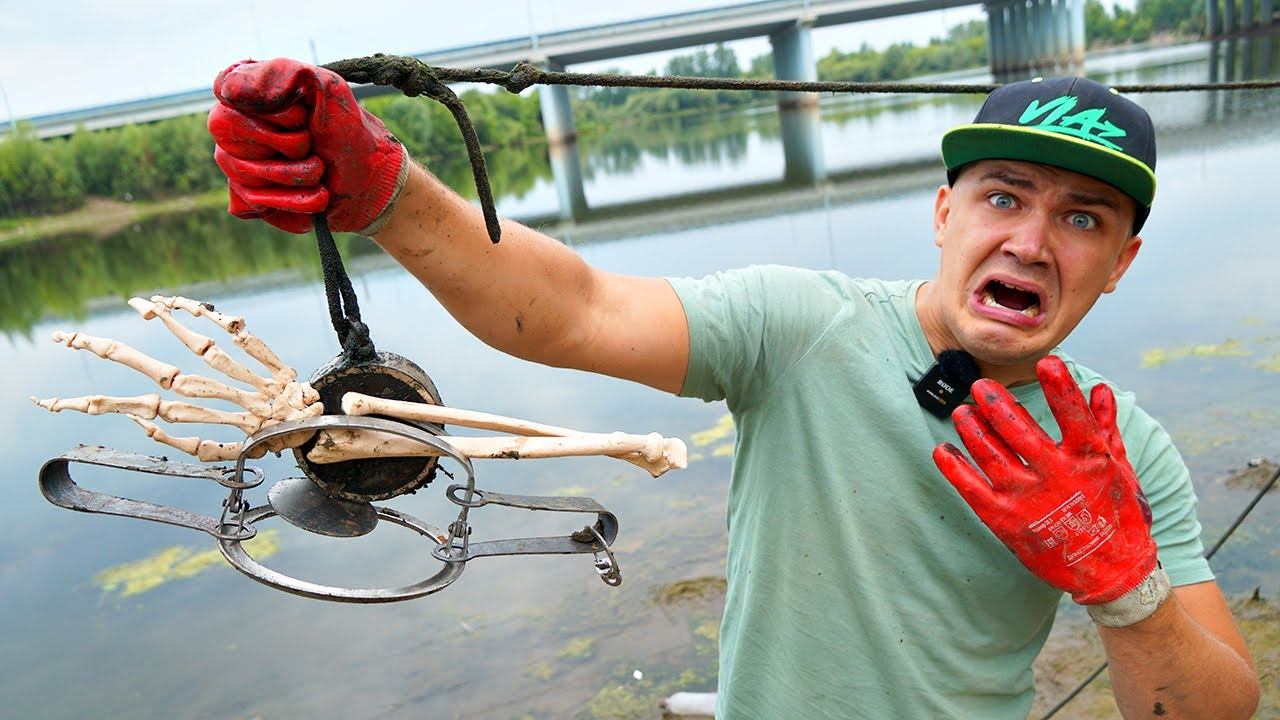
371;162;690;394
1102;580;1259;719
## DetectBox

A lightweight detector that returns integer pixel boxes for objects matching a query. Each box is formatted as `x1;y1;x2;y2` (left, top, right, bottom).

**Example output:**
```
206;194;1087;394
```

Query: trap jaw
231;379;625;600
39;351;623;603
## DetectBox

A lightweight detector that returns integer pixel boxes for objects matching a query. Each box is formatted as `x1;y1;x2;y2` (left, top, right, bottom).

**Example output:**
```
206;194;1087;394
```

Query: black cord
313;214;376;363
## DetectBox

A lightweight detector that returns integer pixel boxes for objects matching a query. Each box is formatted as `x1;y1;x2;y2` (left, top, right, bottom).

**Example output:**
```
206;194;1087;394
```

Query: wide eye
988;192;1016;210
1068;212;1097;230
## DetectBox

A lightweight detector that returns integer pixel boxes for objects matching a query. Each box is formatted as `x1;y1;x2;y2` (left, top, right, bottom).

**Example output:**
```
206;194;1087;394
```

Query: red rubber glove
208;58;407;234
932;356;1157;606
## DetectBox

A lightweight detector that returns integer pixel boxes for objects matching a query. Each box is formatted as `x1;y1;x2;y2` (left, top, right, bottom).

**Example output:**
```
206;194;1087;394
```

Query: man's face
923;159;1143;380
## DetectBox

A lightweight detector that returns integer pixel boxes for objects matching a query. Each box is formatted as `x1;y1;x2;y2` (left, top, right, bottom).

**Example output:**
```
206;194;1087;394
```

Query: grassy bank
0;187;228;248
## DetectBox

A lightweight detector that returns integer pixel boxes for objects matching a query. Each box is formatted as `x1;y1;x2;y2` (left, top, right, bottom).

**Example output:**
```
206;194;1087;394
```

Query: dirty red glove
207;58;407;234
933;356;1159;609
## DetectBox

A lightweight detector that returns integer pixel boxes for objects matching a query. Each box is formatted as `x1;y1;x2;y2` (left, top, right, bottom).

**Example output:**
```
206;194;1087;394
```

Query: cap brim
941;124;1155;208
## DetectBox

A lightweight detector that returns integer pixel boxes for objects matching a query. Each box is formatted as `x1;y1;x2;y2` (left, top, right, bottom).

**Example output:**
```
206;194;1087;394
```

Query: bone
33;392;263;434
32;393;162;416
51;331;180;389
130;297;276;395
152;295;297;389
307;427;687;476
153;296;244;333
129;415;258;462
170;374;272;417
340;393;688;476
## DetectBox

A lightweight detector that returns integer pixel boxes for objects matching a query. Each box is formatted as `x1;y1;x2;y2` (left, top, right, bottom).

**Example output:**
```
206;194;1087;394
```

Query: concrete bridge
5;0;1092;144
1207;0;1277;37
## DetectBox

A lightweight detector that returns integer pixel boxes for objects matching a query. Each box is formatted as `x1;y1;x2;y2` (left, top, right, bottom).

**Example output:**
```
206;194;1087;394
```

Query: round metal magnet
293;350;444;501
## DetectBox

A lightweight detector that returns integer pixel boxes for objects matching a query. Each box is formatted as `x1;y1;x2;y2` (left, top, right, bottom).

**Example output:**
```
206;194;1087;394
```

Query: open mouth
980;279;1042;319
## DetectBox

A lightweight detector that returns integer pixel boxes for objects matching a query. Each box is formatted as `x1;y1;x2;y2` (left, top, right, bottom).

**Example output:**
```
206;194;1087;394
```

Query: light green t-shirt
669;266;1212;720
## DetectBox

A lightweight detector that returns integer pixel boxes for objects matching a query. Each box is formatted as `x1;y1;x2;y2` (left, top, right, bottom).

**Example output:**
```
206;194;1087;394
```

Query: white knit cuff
358;144;411;237
1086;566;1172;628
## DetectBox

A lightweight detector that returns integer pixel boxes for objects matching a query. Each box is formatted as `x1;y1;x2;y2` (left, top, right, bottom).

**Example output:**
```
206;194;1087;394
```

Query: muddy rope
322;53;1280;245
1040;461;1280;719
313;215;376;363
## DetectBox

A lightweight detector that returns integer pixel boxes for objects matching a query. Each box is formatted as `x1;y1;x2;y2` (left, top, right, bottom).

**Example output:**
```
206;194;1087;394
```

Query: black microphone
913;349;981;419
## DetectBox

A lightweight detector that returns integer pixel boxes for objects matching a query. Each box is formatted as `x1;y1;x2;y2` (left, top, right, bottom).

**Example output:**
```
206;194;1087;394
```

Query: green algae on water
690;414;734;447
557;636;597;660
1141;339;1251;368
94;530;280;599
653;576;727;607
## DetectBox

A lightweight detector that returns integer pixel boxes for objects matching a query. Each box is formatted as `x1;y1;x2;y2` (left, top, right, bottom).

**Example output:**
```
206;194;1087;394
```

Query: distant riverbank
0;188;227;247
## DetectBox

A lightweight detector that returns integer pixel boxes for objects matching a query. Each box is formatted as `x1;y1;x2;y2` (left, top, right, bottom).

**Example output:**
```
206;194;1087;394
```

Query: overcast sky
1;0;987;120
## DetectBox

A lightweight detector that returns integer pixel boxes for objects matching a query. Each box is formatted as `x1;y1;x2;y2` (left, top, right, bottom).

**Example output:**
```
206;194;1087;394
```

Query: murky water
2;39;1279;719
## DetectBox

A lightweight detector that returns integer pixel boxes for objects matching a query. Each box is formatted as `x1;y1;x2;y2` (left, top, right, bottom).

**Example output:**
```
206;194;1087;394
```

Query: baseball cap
941;76;1156;233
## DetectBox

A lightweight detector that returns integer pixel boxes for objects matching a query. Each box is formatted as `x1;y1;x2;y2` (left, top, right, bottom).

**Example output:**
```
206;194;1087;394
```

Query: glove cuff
1086;566;1171;628
357;144;411;237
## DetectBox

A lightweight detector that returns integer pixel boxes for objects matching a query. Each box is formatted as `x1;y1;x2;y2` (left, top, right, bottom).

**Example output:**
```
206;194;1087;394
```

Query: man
209;61;1260;718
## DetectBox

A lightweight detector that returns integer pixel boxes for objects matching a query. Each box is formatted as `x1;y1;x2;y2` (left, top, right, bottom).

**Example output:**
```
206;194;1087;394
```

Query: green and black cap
942;76;1156;233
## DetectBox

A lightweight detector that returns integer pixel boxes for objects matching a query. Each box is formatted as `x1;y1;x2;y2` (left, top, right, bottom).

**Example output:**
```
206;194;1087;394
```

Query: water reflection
2;42;1280;718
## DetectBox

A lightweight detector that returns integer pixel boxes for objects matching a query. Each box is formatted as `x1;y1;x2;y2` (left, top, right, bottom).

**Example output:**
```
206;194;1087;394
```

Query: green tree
0;124;83;216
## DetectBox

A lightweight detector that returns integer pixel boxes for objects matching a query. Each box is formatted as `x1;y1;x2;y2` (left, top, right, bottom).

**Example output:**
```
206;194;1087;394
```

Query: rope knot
502;62;541;94
367;55;434;97
341;319;377;364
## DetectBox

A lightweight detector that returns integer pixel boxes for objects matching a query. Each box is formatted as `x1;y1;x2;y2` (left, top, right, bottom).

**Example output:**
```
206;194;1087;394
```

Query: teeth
981;289;1041;317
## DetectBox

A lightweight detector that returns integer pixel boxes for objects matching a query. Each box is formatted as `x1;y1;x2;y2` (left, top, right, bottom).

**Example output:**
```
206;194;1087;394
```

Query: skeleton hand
32;296;323;461
33;297;688;477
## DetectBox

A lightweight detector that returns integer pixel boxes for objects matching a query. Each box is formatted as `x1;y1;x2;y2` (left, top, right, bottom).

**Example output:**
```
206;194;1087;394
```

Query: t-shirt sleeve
667;265;846;412
1116;394;1215;587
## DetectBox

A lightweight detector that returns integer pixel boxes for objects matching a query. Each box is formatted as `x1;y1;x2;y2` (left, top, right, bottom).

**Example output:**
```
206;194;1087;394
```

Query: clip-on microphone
913;349;981;419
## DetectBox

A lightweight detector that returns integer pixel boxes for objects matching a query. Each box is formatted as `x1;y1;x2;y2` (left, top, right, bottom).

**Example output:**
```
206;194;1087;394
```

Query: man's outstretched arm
370;162;689;394
208;58;690;395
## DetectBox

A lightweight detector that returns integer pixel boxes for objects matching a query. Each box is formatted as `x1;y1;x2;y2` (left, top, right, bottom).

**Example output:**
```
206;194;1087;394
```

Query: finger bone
51;331;179;389
31;393;162;417
153;295;297;388
169;373;271;417
131;297;278;395
152;296;244;333
129;415;258;462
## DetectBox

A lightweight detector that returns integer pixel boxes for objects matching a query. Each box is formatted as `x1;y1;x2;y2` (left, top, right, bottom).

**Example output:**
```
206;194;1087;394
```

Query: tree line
0;0;1205;221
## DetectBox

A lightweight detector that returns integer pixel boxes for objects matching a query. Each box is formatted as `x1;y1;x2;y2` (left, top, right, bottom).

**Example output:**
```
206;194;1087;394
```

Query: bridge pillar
771;20;819;110
1223;0;1237;34
1010;1;1029;71
1207;0;1221;36
549;141;589;221
1242;0;1257;29
1069;0;1086;65
771;20;825;183
986;3;1008;74
1040;0;1059;67
1262;0;1275;27
1055;0;1073;66
534;59;586;220
1037;0;1055;68
1002;3;1019;72
537;60;578;147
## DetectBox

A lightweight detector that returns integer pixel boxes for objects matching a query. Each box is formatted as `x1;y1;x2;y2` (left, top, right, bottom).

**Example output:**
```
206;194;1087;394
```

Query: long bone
339;392;687;476
307;427;686;477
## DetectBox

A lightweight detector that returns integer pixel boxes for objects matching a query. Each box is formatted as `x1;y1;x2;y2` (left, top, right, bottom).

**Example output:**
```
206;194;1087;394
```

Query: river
2;38;1278;719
